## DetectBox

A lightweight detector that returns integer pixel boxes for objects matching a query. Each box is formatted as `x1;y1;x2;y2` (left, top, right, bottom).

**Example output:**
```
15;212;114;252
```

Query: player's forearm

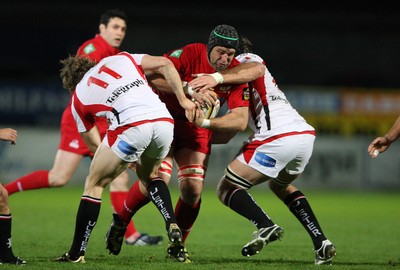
161;65;188;103
80;126;101;154
220;62;264;84
206;108;248;132
384;115;400;143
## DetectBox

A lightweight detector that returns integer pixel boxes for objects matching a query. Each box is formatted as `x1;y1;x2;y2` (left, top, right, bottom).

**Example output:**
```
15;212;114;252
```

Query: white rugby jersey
236;53;310;135
71;52;171;133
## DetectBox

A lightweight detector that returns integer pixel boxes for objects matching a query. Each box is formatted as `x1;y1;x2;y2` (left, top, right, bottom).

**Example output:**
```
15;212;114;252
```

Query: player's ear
99;24;106;33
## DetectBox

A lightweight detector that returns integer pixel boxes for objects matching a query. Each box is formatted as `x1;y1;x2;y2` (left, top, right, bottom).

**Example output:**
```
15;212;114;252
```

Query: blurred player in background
4;8;163;246
105;24;265;263
54;52;195;263
0;128;26;265
368;115;400;158
208;37;336;265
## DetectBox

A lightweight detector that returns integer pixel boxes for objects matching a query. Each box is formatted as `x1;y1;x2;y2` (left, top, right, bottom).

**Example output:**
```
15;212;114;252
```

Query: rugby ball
202;99;220;119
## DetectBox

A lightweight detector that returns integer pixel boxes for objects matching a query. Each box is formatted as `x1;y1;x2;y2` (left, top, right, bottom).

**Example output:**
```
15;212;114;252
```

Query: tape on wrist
201;119;211;128
210;72;224;84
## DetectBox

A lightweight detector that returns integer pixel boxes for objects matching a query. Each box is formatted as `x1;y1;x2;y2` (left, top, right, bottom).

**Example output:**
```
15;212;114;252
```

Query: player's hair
239;36;253;54
59;55;96;94
99;8;128;26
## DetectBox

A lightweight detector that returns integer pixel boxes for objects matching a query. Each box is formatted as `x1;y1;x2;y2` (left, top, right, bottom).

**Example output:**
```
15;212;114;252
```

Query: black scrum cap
207;24;239;57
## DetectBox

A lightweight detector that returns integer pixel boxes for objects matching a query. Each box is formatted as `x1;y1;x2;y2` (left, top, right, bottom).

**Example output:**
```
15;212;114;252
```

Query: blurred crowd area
1;83;399;137
285;86;400;137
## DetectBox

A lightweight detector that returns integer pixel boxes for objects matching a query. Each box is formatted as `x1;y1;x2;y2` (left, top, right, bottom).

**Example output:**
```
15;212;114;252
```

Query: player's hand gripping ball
201;99;220;119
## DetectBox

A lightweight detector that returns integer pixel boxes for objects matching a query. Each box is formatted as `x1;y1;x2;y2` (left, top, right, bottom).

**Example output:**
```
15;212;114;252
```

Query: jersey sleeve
131;54;146;64
227;84;250;110
236;53;265;65
71;95;95;133
164;44;205;81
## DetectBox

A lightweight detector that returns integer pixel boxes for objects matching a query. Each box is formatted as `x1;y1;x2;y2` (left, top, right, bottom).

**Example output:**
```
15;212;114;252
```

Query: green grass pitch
6;186;400;270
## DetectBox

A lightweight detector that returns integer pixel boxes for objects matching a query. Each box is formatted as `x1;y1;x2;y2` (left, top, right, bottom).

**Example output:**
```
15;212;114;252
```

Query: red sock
110;191;138;239
4;170;49;195
119;180;150;224
175;197;201;242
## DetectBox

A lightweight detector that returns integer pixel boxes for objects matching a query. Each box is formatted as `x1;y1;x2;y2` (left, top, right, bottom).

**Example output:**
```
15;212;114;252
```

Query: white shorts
236;127;315;178
104;119;174;163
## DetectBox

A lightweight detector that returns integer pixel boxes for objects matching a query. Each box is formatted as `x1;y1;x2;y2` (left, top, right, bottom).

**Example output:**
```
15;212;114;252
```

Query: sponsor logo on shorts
69;139;80;149
254;152;276;167
117;140;137;155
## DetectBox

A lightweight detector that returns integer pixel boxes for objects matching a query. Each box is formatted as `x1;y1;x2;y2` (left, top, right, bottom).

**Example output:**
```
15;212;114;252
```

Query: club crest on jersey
242;87;250;100
84;43;96;54
169;49;183;58
254;152;276;168
117;140;137;155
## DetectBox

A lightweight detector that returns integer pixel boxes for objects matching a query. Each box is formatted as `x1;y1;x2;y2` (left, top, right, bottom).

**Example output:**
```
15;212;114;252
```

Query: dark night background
2;1;400;89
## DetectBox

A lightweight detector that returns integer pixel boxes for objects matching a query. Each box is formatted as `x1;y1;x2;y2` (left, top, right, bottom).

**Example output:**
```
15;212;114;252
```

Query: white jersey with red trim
236;53;312;137
71;52;171;133
234;53;315;178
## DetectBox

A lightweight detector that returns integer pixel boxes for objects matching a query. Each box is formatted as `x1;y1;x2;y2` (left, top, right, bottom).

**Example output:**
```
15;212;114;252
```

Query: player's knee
177;164;207;182
0;186;9;211
271;169;298;188
179;179;202;201
48;171;70;187
223;165;253;189
217;166;252;206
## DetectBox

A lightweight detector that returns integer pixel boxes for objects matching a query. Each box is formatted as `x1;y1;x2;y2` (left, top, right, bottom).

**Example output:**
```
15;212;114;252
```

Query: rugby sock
4;170;49;195
68;196;101;259
175;197;201;242
0;214;16;261
284;190;326;248
118;180;150;224
146;179;177;231
110;191;139;240
227;188;275;229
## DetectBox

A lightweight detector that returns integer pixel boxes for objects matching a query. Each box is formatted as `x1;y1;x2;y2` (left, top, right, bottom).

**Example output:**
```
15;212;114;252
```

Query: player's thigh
227;158;270;186
89;144;129;187
174;148;209;166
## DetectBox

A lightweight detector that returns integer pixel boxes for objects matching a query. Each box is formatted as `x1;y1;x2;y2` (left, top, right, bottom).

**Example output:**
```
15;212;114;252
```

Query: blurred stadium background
1;1;399;190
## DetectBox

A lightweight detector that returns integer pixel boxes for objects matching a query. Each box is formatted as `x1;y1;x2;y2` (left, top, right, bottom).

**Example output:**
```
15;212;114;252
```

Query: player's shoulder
76;38;97;55
167;43;206;58
228;57;242;68
76;35;108;58
235;53;264;64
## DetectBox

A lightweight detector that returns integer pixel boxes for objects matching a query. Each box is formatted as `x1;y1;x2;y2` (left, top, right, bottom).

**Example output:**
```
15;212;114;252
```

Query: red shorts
172;118;212;155
58;106;108;157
